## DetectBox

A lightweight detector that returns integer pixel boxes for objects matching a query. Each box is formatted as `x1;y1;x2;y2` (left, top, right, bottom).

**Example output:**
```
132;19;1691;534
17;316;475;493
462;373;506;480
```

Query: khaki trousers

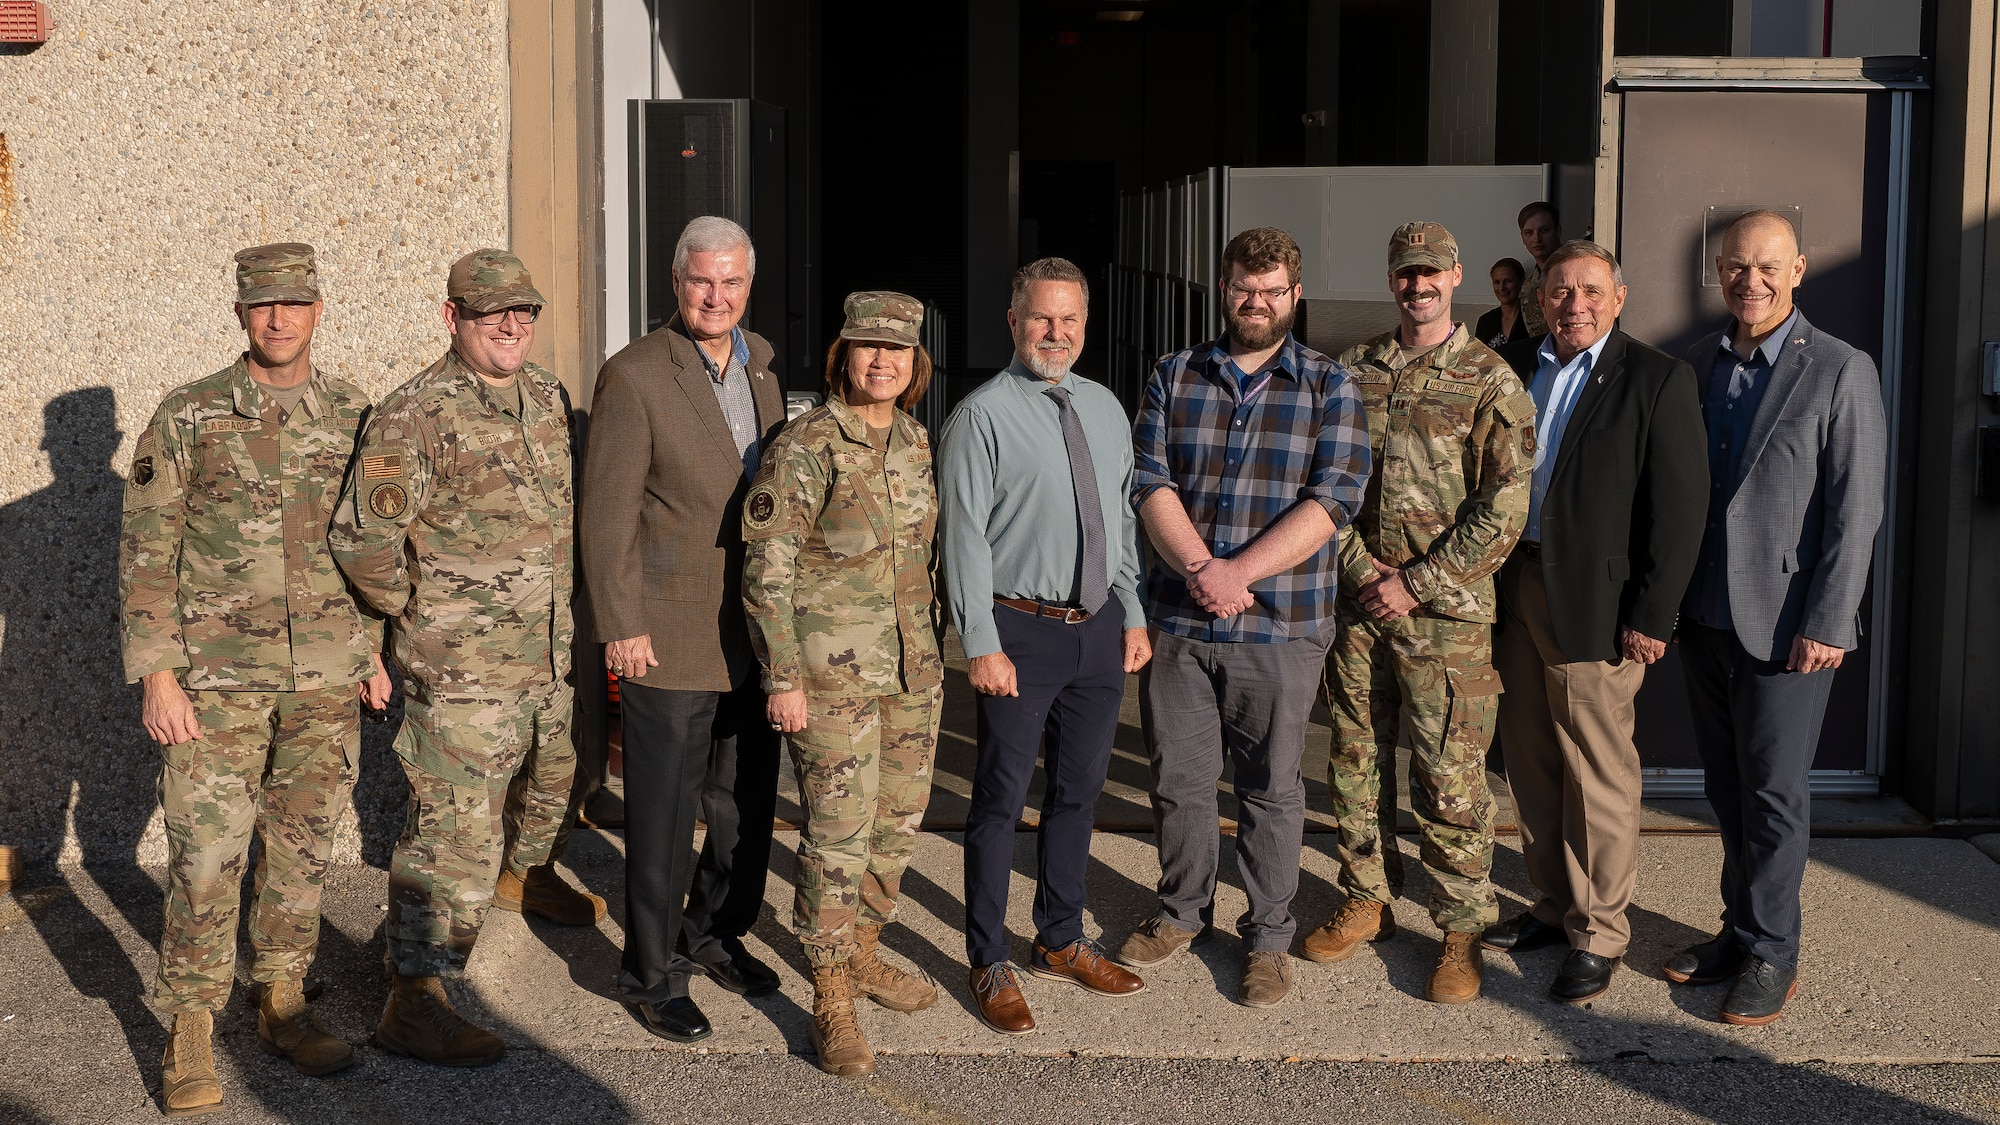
1494;555;1645;958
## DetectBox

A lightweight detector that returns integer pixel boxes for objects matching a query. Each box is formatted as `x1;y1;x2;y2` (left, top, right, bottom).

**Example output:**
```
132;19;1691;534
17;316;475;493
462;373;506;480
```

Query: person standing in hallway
1476;258;1531;349
1515;203;1561;340
1478;240;1708;1006
1113;226;1371;1009
581;216;786;1044
1664;210;1887;1026
939;258;1152;1037
743;292;946;1075
1301;222;1534;1005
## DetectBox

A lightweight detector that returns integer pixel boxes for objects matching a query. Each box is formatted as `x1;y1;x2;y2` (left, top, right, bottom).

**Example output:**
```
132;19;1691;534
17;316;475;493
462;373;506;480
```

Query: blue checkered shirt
1132;334;1372;643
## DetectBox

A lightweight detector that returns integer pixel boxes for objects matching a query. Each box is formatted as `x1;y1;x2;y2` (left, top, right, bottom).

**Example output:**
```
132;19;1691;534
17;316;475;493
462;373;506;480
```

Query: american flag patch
362;454;402;479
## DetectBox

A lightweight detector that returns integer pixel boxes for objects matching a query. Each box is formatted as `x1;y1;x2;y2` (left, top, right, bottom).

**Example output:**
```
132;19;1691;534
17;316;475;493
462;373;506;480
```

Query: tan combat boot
1300;897;1396;963
1427;932;1484;1004
848;924;938;1012
493;865;606;927
257;977;355;1075
809;963;876;1077
160;1009;223;1117
373;973;506;1067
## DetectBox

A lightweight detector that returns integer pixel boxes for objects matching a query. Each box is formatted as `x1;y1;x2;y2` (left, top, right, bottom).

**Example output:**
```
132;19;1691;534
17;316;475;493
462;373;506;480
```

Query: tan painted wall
0;2;515;863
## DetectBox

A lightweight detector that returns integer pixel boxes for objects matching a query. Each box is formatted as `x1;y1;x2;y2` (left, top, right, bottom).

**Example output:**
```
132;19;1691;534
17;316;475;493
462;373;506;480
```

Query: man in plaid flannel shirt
1112;226;1371;1009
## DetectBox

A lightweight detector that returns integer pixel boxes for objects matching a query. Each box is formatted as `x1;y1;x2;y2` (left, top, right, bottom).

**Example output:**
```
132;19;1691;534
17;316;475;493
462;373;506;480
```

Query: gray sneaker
1239;950;1294;1008
1113;916;1199;968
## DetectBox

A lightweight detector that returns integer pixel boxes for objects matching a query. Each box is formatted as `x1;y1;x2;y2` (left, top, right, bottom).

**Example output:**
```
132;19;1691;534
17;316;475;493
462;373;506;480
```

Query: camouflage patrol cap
1387;221;1459;273
447;248;547;314
839;291;924;347
235;243;321;306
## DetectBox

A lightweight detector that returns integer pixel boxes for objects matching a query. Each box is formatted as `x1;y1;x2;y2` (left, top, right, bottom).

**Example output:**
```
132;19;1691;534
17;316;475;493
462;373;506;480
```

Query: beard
1022;344;1076;381
1225;303;1296;351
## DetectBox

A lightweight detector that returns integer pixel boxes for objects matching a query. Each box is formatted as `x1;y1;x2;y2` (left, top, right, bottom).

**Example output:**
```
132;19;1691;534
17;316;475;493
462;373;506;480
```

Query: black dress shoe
629;997;712;1043
1661;930;1746;985
681;936;781;996
1550;949;1619;1003
1720;957;1798;1026
1480;911;1567;953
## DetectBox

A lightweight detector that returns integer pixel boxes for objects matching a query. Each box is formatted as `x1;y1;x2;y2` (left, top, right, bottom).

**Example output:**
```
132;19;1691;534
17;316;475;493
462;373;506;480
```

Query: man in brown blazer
582;216;786;1043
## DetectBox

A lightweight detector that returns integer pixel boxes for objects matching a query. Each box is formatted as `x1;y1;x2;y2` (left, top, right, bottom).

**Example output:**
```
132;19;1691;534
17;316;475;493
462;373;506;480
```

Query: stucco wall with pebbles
0;2;513;864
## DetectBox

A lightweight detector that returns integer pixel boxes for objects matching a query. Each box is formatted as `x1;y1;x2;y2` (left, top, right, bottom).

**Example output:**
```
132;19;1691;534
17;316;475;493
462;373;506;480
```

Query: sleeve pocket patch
124;429;181;511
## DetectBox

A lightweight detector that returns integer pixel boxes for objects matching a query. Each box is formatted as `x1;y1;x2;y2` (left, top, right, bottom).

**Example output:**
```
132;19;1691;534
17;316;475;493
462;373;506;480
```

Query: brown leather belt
1515;539;1542;559
995;596;1091;624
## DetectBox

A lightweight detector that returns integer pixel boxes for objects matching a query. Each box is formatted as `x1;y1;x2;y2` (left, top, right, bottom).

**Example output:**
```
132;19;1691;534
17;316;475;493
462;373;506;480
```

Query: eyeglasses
1226;283;1296;304
456;303;541;325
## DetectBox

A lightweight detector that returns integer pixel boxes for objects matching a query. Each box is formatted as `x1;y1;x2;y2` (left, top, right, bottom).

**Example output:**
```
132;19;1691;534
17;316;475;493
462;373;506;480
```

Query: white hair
673;216;756;278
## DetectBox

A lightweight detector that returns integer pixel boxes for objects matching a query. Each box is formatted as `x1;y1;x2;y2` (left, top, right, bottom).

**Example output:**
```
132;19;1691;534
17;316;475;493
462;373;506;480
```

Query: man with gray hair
582;215;786;1043
939;257;1152;1035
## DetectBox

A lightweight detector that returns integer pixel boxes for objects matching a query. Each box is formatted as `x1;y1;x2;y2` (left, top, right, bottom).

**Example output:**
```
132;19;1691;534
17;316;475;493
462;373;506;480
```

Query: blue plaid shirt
1132;334;1372;643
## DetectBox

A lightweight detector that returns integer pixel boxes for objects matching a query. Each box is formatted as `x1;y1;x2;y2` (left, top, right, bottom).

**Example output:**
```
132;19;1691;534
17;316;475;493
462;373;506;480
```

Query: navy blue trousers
963;602;1126;968
1679;623;1838;970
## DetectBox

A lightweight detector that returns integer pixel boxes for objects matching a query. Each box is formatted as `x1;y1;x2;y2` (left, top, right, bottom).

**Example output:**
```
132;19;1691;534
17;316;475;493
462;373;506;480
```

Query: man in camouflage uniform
328;249;577;1067
121;244;389;1115
1298;222;1535;1004
743;292;944;1076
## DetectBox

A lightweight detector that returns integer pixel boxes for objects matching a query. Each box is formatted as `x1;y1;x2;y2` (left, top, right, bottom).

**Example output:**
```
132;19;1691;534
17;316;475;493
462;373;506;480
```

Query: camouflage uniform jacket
742;395;942;696
1334;324;1535;623
328;350;575;693
120;359;377;690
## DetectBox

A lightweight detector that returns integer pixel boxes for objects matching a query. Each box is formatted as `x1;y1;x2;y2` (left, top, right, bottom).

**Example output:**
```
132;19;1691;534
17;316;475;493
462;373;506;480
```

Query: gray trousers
1139;625;1334;952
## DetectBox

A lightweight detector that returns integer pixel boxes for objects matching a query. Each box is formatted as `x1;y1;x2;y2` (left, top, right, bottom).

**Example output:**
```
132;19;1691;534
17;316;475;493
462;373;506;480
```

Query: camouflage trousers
386;676;577;977
788;685;941;967
1324;608;1501;932
154;685;359;1014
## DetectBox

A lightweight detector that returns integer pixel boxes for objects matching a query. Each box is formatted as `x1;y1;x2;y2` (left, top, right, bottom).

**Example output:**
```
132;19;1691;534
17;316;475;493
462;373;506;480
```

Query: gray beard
1023;348;1075;381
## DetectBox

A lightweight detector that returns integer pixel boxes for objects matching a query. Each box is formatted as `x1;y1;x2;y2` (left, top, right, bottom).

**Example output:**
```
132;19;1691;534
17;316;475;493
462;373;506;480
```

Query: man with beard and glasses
1114;226;1371;1009
939;257;1152;1036
1299;222;1534;1005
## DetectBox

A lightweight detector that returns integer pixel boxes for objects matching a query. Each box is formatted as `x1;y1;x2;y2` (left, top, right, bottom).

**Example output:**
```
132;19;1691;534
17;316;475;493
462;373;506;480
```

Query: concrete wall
0;2;513;863
1428;0;1499;165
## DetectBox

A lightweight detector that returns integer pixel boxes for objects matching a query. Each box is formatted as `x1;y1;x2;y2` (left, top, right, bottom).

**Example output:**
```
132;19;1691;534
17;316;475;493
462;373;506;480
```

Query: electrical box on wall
0;1;50;44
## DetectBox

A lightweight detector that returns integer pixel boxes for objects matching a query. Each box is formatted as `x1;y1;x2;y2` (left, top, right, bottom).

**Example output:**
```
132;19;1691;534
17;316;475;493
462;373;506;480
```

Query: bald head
1717;210;1806;340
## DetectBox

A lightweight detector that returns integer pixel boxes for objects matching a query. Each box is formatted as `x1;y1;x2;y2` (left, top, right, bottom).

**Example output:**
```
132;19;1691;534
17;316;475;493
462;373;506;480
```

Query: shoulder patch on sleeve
123;428;180;512
367;481;410;521
1494;391;1537;428
742;481;785;540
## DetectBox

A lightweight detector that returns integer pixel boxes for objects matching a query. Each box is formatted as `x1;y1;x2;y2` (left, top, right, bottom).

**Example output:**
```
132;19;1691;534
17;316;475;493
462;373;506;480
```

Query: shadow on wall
0;387;152;869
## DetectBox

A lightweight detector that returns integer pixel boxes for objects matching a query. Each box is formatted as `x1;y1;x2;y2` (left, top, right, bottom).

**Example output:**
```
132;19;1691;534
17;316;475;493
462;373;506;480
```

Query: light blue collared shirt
1524;331;1613;541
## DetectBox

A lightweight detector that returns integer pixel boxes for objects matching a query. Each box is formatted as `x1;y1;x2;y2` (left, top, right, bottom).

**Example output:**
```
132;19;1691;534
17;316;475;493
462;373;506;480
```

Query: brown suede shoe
809;963;876;1077
161;1010;223;1117
257;978;355;1075
849;923;938;1012
494;865;606;927
1425;932;1484;1005
1028;938;1147;997
1300;897;1396;964
1239;950;1294;1008
969;962;1035;1036
1113;916;1200;968
373;974;505;1067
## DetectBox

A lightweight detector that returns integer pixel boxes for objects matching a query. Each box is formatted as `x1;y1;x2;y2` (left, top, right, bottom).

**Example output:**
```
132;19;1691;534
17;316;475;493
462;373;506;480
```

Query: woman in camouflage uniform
742;292;943;1077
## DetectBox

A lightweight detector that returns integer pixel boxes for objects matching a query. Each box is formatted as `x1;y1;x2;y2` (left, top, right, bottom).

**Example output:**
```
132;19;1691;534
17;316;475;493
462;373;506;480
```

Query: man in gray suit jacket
1665;211;1887;1026
582;217;788;1043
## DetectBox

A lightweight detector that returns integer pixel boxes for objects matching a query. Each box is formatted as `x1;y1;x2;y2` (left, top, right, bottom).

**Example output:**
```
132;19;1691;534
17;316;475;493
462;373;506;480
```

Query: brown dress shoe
1300;897;1396;964
373;974;506;1067
1425;932;1484;1004
1028;938;1146;996
1113;916;1200;968
1239;950;1294;1008
257;978;355;1075
495;865;606;927
969;962;1035;1036
849;923;938;1012
809;963;876;1077
161;1010;223;1118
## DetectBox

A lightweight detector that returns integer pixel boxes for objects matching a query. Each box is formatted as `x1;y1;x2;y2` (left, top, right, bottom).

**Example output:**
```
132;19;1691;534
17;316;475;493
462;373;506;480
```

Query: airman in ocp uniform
328;249;582;1067
743;292;944;1077
1299;222;1534;1005
121;243;390;1116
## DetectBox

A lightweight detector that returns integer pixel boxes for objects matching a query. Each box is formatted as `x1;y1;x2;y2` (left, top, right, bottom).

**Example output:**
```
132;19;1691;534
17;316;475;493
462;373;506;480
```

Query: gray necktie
1044;385;1109;614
